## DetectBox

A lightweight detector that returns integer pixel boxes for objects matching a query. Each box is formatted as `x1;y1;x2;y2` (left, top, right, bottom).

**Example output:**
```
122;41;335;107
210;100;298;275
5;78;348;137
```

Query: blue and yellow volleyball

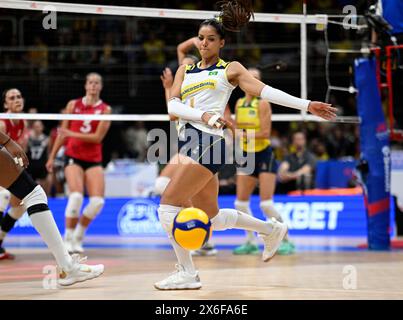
172;208;212;250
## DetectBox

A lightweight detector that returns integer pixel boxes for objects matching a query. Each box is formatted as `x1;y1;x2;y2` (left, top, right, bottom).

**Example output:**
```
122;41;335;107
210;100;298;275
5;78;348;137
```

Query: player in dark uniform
0;88;29;259
0;130;104;284
27;120;51;194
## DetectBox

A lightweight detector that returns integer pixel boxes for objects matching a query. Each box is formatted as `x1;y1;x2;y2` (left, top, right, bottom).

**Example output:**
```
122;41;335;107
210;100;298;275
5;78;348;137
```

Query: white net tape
0;0;328;24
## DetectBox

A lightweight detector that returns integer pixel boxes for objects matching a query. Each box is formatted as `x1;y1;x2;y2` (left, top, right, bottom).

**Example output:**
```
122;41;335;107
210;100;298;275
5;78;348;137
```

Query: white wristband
207;114;222;128
167;97;204;121
260;85;310;112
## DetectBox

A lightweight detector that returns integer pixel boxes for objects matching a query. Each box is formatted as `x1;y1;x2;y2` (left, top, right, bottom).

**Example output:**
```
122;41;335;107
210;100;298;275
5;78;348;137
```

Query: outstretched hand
160;68;174;89
308;102;338;121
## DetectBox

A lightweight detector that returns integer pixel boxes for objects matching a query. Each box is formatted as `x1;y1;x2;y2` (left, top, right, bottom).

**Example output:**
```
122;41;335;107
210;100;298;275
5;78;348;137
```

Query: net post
301;0;308;118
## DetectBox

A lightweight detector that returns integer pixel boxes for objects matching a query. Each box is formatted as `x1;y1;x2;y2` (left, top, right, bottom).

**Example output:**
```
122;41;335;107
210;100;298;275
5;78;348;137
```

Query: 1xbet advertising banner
10;195;375;236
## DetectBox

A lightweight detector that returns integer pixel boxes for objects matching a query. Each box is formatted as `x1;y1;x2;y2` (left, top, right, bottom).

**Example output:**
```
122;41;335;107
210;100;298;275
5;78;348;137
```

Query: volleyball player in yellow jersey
234;68;295;256
155;0;336;290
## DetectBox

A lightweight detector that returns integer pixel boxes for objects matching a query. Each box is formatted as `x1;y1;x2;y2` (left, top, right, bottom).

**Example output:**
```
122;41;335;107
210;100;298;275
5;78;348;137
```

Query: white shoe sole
154;282;202;290
58;266;104;287
262;224;288;262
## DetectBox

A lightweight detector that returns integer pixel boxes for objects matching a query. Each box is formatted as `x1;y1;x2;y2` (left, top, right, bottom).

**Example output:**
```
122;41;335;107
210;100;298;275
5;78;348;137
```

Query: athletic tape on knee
157;204;181;234
65;192;83;218
154;176;171;195
211;208;238;231
234;200;252;216
82;196;105;220
22;185;48;212
0;188;11;212
8;205;26;220
260;199;283;222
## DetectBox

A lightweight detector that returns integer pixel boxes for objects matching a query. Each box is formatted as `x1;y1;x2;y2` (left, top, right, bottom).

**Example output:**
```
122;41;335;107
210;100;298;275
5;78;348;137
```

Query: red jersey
64;97;109;163
1;119;25;142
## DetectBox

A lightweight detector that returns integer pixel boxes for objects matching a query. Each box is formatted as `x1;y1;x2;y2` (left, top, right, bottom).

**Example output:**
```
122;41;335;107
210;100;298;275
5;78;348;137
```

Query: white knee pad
157;204;181;234
260;199;283;222
211;208;238;231
22;185;48;208
8;205;26;220
82;196;105;220
65;192;83;218
234;200;252;216
0;188;11;212
154;176;171;195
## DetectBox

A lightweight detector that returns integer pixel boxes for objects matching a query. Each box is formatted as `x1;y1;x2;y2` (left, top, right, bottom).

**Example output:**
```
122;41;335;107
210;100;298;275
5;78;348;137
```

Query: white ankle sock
158;204;196;275
74;223;87;242
234;200;256;243
30;211;73;271
64;228;74;242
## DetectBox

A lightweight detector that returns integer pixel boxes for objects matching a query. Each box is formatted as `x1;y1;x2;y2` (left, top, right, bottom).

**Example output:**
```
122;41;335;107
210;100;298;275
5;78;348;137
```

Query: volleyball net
0;0;367;125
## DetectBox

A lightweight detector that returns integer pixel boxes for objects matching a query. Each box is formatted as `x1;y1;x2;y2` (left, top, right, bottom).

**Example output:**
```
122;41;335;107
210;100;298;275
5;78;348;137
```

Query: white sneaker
58;254;104;286
154;264;202;290
259;218;288;262
72;239;84;254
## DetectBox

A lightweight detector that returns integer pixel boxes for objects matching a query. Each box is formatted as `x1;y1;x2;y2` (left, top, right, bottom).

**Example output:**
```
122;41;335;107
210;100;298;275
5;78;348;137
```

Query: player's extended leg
154;153;183;196
259;172;295;255
233;174;259;255
155;160;215;290
64;164;85;253
72;166;105;253
192;174;285;261
0;149;104;285
155;162;287;290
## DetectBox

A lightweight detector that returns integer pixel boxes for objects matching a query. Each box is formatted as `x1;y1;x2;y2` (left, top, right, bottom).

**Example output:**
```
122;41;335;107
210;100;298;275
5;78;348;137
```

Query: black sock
1;213;17;233
0;211;3;225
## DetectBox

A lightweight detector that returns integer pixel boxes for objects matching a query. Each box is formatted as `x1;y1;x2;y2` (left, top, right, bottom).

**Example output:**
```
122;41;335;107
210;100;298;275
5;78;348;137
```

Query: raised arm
177;37;199;64
160;67;178;121
226;61;337;121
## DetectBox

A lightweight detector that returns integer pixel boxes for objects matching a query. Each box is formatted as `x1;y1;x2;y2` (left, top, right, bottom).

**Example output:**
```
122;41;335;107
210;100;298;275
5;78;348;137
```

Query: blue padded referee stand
354;57;391;250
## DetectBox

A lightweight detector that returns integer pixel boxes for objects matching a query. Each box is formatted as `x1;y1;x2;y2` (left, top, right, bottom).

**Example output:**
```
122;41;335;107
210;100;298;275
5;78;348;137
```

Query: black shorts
178;124;226;175
65;156;102;171
237;146;278;178
27;165;48;180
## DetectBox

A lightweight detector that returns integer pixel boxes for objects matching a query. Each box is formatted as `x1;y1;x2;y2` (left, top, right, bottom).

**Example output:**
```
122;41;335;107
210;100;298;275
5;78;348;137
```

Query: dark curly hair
199;0;254;38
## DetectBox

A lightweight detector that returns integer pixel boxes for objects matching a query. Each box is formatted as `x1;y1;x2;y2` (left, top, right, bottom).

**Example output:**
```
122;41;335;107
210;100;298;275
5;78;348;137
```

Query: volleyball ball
172;207;212;250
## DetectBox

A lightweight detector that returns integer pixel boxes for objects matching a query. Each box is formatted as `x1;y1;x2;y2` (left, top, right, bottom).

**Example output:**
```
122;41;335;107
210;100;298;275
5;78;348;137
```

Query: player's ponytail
199;0;254;38
218;0;254;32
